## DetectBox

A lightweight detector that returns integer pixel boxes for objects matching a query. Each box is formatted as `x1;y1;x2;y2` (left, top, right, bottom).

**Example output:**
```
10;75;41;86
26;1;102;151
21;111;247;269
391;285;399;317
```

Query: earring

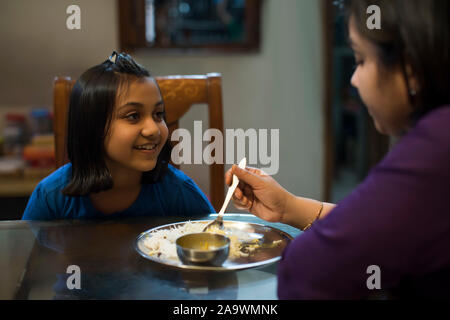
409;89;417;96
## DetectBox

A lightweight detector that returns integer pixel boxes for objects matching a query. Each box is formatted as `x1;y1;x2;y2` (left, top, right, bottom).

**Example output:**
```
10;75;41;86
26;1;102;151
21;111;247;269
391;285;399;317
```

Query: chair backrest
53;74;225;211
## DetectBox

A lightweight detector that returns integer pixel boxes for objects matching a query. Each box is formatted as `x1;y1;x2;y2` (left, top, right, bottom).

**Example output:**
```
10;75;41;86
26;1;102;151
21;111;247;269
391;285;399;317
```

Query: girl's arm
22;183;53;220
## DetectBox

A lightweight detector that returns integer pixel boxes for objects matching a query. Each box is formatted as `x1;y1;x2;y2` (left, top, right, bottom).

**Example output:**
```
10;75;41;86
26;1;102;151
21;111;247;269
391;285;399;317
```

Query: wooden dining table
0;213;301;300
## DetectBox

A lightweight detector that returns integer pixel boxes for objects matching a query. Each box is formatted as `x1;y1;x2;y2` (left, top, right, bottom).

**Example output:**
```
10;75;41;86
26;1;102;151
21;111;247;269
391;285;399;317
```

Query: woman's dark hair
343;0;450;120
62;51;171;196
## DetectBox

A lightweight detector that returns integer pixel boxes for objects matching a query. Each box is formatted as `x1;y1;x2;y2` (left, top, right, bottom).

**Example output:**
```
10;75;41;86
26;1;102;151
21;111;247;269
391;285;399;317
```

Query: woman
226;0;450;299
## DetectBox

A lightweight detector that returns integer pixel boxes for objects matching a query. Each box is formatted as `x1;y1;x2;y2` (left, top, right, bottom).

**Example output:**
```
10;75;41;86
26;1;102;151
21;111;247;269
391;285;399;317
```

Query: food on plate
141;221;281;263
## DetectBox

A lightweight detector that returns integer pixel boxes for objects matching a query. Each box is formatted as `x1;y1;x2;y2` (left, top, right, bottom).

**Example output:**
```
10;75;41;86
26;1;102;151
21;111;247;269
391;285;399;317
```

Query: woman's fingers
233;195;252;211
232;184;254;212
232;186;248;206
234;186;244;200
227;165;267;188
232;192;244;205
225;168;233;186
242;184;253;198
231;165;263;188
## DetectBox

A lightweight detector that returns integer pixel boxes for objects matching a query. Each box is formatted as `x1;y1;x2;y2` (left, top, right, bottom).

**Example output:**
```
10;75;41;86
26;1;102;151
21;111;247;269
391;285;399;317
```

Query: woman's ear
405;63;419;96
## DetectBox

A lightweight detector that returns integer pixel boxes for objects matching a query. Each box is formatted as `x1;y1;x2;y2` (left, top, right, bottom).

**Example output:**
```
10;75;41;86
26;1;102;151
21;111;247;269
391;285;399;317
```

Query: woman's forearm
281;193;336;230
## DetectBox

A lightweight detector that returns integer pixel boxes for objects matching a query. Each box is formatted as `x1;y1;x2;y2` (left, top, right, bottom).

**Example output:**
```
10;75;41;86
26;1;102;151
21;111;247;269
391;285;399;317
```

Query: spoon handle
218;181;238;215
218;157;247;215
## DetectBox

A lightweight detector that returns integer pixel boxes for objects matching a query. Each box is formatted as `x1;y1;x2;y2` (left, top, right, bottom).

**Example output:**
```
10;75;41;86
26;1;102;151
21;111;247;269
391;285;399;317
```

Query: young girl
226;0;450;298
22;52;215;220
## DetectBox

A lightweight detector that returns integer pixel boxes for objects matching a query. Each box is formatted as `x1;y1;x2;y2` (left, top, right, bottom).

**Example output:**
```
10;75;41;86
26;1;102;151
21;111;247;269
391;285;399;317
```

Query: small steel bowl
176;233;230;266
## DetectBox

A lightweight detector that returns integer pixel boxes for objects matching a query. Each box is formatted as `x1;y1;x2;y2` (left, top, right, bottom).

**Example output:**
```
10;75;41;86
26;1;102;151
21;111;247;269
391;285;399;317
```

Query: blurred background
0;0;389;220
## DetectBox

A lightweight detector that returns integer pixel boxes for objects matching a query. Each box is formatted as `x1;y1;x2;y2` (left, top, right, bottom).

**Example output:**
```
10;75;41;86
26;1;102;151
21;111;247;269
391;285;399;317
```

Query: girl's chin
120;158;157;173
136;162;158;172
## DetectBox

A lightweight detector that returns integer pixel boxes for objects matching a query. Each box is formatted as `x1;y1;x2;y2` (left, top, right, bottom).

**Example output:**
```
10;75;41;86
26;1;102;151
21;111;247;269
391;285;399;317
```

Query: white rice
142;221;205;261
141;221;262;262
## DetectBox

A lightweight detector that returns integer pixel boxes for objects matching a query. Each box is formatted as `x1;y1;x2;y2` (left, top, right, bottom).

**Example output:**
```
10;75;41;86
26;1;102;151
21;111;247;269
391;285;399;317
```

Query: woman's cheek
161;122;169;144
373;118;385;134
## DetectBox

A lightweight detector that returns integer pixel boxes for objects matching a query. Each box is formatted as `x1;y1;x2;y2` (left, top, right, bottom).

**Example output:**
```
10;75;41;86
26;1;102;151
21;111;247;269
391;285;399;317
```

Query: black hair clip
108;51;119;64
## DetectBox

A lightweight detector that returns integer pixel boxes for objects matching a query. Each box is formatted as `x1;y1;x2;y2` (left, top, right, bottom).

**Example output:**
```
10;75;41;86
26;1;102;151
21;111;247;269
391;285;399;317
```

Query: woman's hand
225;165;292;223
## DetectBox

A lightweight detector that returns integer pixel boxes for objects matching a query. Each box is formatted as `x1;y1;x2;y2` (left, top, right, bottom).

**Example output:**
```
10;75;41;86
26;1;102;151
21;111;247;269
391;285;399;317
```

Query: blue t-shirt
22;163;215;220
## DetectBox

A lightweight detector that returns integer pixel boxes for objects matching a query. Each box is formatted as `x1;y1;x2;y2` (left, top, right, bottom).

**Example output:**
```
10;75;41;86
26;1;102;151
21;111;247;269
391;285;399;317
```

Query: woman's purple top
278;105;450;299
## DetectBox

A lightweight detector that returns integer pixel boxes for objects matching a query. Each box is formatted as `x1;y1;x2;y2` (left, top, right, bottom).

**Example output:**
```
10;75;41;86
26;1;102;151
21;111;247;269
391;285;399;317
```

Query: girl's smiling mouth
134;142;159;154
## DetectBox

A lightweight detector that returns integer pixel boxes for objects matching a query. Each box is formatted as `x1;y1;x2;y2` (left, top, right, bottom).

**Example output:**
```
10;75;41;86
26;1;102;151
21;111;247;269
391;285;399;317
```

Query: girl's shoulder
143;164;204;195
159;164;195;186
36;163;72;195
143;165;214;214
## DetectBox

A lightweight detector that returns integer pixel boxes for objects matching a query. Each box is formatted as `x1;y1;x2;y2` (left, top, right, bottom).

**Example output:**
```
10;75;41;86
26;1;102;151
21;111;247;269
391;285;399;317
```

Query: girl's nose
141;116;160;137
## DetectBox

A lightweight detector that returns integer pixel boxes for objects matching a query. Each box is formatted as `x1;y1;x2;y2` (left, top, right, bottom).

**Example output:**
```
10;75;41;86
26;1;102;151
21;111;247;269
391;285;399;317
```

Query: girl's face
349;17;414;136
104;77;169;175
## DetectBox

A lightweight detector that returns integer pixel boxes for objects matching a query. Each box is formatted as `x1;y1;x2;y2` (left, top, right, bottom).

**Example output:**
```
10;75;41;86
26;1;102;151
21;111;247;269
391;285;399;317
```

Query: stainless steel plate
135;220;293;271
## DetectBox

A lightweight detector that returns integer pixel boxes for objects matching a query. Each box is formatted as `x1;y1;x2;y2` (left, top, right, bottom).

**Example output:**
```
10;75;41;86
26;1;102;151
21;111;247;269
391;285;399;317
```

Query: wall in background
0;0;325;205
0;0;119;128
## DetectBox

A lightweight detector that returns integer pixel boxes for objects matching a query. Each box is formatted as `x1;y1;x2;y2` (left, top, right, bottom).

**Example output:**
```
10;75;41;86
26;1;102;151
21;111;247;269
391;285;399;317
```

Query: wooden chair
53;74;225;211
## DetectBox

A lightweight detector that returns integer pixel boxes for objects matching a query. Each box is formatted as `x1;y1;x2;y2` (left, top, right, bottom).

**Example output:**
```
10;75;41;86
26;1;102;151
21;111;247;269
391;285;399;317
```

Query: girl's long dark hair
343;0;450;121
62;52;171;196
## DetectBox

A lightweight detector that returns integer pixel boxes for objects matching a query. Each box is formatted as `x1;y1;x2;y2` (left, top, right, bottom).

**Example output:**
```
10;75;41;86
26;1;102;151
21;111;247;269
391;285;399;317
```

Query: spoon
203;157;247;232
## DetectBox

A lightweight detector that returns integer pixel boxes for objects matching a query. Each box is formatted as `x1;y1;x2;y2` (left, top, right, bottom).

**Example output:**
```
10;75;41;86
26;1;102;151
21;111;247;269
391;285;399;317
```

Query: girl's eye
125;113;140;121
154;111;166;122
